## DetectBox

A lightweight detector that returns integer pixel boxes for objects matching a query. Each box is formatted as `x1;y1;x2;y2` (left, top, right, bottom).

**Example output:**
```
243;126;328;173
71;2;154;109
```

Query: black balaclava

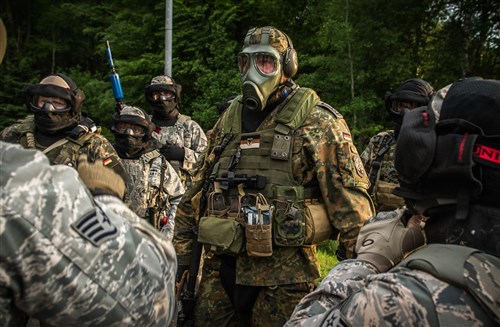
384;78;435;138
145;75;181;122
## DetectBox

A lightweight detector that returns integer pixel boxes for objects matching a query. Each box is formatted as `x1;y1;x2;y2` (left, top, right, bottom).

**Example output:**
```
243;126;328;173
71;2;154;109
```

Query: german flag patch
103;157;113;166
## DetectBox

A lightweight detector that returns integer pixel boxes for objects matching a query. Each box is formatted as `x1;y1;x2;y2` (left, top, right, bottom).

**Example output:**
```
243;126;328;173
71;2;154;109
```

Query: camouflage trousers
193;256;315;327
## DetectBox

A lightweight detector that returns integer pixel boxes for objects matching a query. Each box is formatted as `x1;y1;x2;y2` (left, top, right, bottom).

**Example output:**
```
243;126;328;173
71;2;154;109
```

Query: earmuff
244;26;298;79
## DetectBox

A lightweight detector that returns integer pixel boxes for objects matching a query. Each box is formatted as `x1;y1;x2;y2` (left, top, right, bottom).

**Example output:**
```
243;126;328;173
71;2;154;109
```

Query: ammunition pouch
197;216;244;256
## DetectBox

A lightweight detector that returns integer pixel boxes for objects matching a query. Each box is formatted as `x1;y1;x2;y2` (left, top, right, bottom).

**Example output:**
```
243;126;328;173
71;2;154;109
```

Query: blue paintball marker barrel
105;40;124;111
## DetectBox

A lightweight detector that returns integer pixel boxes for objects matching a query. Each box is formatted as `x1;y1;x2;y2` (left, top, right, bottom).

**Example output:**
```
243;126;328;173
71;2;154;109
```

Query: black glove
160;144;185;161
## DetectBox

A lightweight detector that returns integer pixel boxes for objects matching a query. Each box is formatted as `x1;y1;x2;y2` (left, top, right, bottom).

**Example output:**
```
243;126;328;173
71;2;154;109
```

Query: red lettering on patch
473;144;500;164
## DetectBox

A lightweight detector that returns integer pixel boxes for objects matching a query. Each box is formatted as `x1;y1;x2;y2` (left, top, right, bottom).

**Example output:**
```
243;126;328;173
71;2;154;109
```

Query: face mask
238;45;282;111
34;111;79;134
114;135;145;159
152;100;177;120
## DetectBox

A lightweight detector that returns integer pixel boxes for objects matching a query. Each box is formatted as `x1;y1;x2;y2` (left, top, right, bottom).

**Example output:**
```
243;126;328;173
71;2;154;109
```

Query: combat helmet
111;105;155;140
145;75;182;106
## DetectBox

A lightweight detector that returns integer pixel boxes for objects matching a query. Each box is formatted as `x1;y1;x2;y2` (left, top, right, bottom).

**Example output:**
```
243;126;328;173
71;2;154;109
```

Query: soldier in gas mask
174;26;374;327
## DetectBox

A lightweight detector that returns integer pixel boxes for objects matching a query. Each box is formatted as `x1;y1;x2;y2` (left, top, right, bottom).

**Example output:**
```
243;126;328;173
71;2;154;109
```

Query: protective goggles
30;96;71;113
390;100;418;115
112;122;146;138
152;90;176;102
238;52;279;76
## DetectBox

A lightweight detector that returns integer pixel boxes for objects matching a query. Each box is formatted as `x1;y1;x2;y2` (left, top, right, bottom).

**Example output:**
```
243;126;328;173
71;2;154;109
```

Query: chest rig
198;87;333;257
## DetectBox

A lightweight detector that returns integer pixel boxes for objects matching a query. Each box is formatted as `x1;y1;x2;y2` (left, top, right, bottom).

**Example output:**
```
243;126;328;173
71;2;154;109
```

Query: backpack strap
398;244;500;323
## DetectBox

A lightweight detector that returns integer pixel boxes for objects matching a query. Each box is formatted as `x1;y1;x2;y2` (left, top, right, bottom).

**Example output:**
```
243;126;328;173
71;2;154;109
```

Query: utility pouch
242;193;273;257
198;216;244;256
197;186;243;256
273;186;307;246
273;186;334;246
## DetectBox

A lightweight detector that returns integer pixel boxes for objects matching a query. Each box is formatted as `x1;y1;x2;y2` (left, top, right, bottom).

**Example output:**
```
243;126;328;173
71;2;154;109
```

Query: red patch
155;127;161;133
103;157;112;166
343;133;352;140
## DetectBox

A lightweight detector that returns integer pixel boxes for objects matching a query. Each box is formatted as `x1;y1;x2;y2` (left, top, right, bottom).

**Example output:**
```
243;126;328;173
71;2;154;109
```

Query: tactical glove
355;208;426;273
160;144;185;161
77;154;126;199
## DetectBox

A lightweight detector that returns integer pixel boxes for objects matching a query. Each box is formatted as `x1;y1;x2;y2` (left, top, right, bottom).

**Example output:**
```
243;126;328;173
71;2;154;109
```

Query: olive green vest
215;87;320;201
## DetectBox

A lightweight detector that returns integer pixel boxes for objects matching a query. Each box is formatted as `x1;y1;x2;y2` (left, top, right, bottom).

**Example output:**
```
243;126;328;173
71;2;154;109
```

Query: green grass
316;239;339;282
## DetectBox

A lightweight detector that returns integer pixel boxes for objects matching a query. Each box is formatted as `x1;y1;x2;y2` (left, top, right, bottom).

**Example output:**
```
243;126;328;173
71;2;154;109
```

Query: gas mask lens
238;53;278;76
112;122;146;138
238;53;250;75
255;54;277;75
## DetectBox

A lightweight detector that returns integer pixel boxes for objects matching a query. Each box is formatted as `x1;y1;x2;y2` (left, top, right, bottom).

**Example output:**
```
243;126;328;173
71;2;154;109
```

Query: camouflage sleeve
360;135;377;173
0;142;176;326
301;106;374;257
286;258;495;326
181;119;208;175
161;160;185;241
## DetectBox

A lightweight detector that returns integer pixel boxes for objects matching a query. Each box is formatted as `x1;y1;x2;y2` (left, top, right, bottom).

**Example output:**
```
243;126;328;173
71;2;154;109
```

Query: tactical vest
367;130;405;211
397;244;500;324
12;116;96;166
197;88;334;257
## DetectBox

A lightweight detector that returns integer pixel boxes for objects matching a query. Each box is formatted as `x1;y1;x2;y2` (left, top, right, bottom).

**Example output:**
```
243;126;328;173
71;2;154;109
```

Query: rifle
178;132;234;327
105;40;125;112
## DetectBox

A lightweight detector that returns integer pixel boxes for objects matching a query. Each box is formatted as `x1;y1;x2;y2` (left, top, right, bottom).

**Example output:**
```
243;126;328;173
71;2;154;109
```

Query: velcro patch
71;208;118;246
240;136;260;149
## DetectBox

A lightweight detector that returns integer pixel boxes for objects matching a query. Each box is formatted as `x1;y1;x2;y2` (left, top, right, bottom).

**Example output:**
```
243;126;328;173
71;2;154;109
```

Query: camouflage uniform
360;129;405;211
121;149;185;240
0;141;176;326
0;115;126;179
175;88;374;326
152;114;208;188
285;244;499;326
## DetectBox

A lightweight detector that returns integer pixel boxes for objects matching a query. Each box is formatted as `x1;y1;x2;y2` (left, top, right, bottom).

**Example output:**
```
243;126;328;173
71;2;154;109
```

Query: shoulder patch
71;207;118;246
316;101;342;119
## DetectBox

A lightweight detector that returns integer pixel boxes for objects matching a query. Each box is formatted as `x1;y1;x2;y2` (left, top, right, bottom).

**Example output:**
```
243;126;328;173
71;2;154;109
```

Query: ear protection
244;26;298;79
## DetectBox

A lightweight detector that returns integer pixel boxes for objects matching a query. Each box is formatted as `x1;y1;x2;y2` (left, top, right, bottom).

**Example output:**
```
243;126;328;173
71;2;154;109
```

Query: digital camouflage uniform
152;114;208;188
0;115;126;178
360;129;405;212
121;149;185;240
285;243;499;326
0;141;177;326
174;88;374;326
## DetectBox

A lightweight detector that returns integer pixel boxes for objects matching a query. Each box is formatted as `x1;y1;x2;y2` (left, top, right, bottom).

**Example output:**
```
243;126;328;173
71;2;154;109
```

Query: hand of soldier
355;208;426;273
160;144;185;161
77;154;126;199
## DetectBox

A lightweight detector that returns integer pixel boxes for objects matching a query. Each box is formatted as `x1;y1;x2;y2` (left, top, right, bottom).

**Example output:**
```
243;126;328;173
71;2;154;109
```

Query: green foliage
317;240;339;281
1;0;499;137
